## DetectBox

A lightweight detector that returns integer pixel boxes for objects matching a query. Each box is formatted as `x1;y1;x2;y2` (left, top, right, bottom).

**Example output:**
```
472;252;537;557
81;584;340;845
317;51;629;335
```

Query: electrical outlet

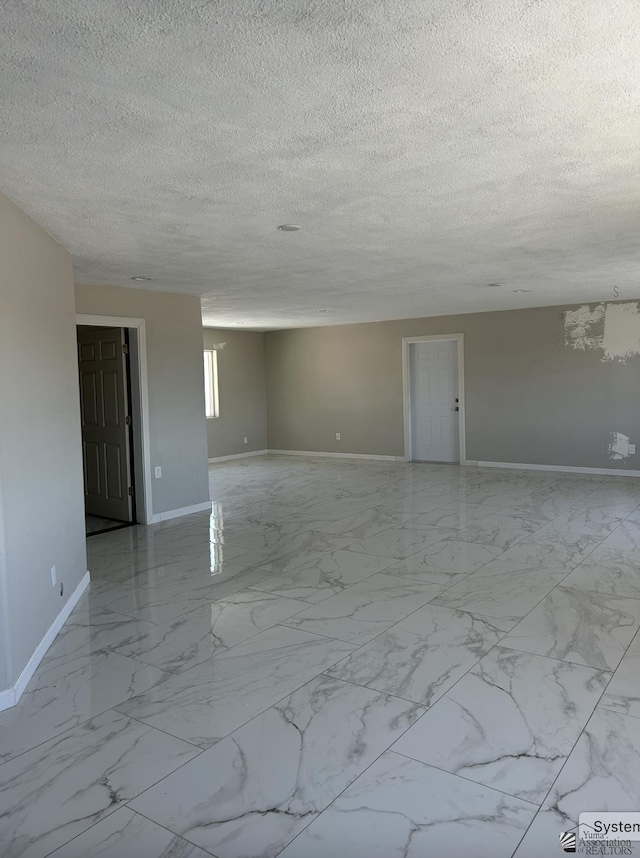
154;466;162;479
244;437;248;445
335;432;341;441
630;444;636;455
51;565;56;587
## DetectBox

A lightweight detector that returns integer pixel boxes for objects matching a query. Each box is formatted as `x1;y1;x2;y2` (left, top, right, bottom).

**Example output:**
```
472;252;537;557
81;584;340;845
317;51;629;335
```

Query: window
204;349;219;418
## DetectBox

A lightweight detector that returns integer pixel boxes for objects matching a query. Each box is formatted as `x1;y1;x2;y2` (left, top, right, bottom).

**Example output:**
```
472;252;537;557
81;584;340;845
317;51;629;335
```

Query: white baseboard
0;687;14;711
268;449;405;462
208;450;268;463
148;500;212;524
0;570;90;712
476;461;640;478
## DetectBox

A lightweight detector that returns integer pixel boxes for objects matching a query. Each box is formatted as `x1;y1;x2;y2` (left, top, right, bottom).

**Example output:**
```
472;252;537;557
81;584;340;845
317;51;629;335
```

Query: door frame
76;314;153;524
402;334;467;464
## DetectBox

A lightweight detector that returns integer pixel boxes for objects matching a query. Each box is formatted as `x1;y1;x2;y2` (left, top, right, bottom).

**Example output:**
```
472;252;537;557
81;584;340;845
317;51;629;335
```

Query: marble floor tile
463;484;537;506
512;709;640;858
308;505;418;538
250;548;393;602
277;751;536;858
448;512;545;550
129;557;266;594
282;497;380;524
226;531;354;574
115;625;355;747
561;547;640;599
0;709;200;858
411;502;504;529
539;505;628;537
598;519;640;552
575;492;640;518
130;675;424;858
497;530;603;569
386;539;503;585
46;808;213;858
502;493;579;521
8;458;640;857
83;579;139;608
326;604;514;705
0;650;168;764
599;630;640;719
430;559;567;619
281;572;444;644
490;474;562;490
111;590;308;673
34;604;156;674
102;564;268;624
391;492;471;515
392;647;610;804
501;586;640;670
101;581;221;625
210;519;318;548
85;552;152;586
343;524;452;559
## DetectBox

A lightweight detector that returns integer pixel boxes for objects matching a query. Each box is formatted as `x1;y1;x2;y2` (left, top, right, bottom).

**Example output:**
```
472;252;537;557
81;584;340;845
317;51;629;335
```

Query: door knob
454;406;459;412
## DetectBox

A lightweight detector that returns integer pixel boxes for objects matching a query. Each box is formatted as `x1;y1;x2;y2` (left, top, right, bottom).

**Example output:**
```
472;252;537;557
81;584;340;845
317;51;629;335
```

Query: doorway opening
77;325;135;536
77;324;146;536
403;334;466;464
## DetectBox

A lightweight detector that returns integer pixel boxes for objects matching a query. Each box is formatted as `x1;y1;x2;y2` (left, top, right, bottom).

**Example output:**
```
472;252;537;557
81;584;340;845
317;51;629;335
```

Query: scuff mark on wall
607;431;631;460
564;302;640;362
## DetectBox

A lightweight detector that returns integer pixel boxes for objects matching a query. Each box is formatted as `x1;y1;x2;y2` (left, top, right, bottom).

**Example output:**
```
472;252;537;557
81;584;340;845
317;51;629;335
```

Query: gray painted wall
265;302;640;470
75;284;210;514
0;191;87;691
203;328;267;459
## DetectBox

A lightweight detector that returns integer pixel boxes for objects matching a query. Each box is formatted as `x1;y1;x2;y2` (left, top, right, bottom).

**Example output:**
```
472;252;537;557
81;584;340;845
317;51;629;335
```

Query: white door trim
76;314;154;524
402;334;467;464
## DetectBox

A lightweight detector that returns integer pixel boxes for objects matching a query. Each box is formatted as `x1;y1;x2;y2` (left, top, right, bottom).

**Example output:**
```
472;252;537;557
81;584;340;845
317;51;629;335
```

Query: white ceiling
2;1;640;330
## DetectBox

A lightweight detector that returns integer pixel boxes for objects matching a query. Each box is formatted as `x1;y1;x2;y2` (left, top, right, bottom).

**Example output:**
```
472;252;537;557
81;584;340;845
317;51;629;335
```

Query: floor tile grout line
0;694;204;772
273;551;511;653
124;807;222;857
492;641;618;673
116;658;423;845
40;806;219;858
104;707;208;752
270;673;541;858
317;671;428;708
100;593;342;676
547;580;640;606
389;749;540;807
506;676;630;857
597;702;640;721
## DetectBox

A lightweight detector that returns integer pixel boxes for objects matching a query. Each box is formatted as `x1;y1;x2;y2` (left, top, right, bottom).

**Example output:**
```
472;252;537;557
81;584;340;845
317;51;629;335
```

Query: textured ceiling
2;1;640;329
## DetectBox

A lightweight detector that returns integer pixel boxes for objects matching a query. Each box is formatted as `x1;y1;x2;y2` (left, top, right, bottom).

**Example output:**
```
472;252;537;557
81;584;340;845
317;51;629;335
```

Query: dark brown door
78;327;132;521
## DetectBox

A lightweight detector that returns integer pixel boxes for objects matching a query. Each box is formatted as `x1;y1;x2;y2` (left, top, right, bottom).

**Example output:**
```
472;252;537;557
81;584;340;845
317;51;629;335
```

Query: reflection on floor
2;455;640;857
85;513;130;537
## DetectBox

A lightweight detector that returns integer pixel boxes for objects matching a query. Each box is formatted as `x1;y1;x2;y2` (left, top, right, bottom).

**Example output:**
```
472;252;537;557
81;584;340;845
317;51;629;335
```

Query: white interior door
410;340;459;462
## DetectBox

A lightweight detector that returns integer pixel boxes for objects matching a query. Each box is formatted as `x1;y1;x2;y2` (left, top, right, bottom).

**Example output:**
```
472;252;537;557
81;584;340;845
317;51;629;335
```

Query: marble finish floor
2;455;640;856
